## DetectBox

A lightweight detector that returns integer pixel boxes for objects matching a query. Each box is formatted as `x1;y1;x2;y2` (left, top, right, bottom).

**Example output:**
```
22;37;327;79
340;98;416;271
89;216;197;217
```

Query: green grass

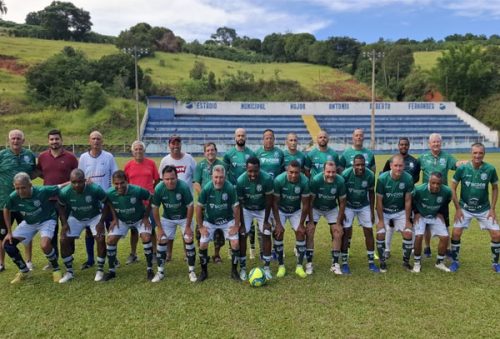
414;51;443;71
0;69;25;100
1;153;499;338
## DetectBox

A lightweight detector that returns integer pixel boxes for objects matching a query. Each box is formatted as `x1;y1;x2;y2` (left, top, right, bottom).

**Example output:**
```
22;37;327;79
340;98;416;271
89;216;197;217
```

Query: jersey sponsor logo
130;197;137;204
256;184;262;192
85;195;92;203
176;193;182;201
386;192;404;198
481;173;488;181
399;183;405;189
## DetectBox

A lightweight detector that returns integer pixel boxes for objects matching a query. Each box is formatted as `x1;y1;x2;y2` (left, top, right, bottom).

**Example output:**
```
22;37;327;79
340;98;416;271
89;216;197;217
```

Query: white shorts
383;210;407;232
109;219;151;238
242;209;271;235
66;214;102;238
344;206;373;228
312;207;338;224
454;209;500;231
278;209;303;231
160;217;190;241
200;221;238;243
13;219;56;245
414;217;448;237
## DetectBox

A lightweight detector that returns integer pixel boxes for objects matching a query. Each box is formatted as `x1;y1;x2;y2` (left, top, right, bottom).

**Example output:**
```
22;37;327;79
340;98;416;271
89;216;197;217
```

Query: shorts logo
256;184;262;192
85;195;92;203
294;187;301;194
130;197;137;204
362;181;368;188
399;183;405;189
481;173;488;181
33;200;41;207
222;193;228;201
437;196;443;203
176;193;182;201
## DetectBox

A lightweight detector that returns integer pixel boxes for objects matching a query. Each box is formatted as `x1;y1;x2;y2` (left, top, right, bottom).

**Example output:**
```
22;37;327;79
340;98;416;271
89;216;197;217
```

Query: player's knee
491;231;500;242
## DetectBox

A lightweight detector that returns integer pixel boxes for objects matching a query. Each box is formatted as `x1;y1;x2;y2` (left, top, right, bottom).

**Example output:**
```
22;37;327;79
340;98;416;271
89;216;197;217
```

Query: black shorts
0;211;23;241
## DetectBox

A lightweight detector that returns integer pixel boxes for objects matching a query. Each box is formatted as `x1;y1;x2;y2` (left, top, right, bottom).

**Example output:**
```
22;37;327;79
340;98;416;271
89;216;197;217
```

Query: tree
81;81;106;113
211;26;237;46
189;61;207;80
284;33;316;62
92;53;142;91
115;22;155;52
402;67;432;101
0;1;7;15
262;33;286;61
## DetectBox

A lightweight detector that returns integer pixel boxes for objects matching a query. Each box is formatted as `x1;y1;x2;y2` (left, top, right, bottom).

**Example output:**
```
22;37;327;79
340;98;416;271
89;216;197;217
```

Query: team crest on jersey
85;195;92;203
245;154;250;160
437;196;443;203
409;162;414;168
330;188;336;195
256;184;262;192
33;200;41;207
363;153;368;159
399;183;405;189
465;181;471;187
362;181;367;188
176;193;182;201
439;158;446;166
481;173;488;181
293;187;300;194
23;155;31;163
222;193;228;201
130;197;137;204
274;151;279;157
327;155;332;161
385;193;391;198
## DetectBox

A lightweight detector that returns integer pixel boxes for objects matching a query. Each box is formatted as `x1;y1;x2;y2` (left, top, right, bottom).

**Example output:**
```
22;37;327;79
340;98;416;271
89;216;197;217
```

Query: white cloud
444;0;500;18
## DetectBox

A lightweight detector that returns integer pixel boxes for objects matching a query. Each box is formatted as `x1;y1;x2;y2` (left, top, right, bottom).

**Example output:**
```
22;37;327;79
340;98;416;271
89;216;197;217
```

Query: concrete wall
455;107;499;146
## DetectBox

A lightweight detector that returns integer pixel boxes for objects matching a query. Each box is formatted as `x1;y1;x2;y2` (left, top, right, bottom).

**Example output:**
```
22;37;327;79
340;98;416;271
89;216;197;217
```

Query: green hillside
414;50;441;70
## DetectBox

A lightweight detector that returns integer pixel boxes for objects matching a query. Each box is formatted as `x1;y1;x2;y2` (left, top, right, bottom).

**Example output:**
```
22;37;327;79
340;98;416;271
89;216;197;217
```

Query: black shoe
402;262;413;271
147;269;155;281
103;271;116;281
231;269;241;282
81;261;94;270
197;270;208;282
380;261;387;273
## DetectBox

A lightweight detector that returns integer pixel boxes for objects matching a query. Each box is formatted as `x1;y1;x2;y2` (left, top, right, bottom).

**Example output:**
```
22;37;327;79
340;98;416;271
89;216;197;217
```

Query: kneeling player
3;173;62;283
272;160;310;278
152;166;196;282
412;172;451;273
196;165;242;281
450;143;500;272
58;169;115;282
103;170;154;281
341;155;379;274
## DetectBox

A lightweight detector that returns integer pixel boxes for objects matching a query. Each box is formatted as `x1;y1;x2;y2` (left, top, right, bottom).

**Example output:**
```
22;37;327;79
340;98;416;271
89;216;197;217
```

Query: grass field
414;51;442;71
0;153;499;338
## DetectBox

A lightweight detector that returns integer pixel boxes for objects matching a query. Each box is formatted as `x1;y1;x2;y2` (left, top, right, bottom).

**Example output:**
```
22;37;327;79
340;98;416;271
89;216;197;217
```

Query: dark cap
169;135;181;143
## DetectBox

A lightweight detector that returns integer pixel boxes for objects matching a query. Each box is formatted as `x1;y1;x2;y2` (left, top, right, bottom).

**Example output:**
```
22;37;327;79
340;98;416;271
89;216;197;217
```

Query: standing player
0;129;36;272
151;166;197;282
375;154;414;272
78;131;118;270
272;160;310;278
3;173;61;283
450;143;500;273
103;171;153;281
236;157;274;280
255;129;285;179
412;172;452;273
36;129;78;270
58;169;114;282
341;155;380;274
196;165;241;282
124;140;160;265
339;129;376;173
283;132;308;172
306;130;340;178
309;161;346;275
382;137;420;183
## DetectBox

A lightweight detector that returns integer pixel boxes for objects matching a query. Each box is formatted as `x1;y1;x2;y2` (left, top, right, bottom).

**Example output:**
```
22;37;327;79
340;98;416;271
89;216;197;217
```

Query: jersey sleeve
338;178;346;198
139;187;151;201
376;176;385;196
448;153;458;171
198;187;207;207
301;176;310;196
151;185;162;208
95;185;107;203
452;165;463;183
339;154;346;168
183;184;194;206
264;175;274;195
273;176;283;197
44;185;60;199
491;167;498;185
193;163;203;184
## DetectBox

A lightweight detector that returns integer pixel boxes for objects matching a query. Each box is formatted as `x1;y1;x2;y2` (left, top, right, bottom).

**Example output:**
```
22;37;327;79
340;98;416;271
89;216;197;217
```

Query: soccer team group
0;127;499;285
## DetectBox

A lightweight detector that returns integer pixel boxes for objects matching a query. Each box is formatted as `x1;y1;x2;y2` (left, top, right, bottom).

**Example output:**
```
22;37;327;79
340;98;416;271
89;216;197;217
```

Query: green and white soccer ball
248;267;267;287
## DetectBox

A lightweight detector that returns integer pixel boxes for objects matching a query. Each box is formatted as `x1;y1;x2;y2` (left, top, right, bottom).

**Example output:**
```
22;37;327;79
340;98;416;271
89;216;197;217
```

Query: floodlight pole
370;50;376;150
133;46;140;141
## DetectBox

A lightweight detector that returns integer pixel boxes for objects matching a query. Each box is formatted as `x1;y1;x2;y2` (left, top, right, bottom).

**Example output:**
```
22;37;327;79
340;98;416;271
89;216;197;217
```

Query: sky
2;0;500;43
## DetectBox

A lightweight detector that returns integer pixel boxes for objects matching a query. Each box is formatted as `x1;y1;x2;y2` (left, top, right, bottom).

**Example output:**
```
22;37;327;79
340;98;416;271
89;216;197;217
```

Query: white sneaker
412;262;421;273
249;248;256;260
43;263;53;271
239;268;247;281
26;261;34;271
435;262;451;272
305;262;314;275
125;254;138;265
152;272;165;283
59;272;74;283
263;267;272;280
330;263;342;275
188;270;197;282
94;271;104;282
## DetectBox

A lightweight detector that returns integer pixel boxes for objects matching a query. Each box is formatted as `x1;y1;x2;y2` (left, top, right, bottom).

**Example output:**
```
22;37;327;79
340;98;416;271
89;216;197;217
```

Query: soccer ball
248;267;267;287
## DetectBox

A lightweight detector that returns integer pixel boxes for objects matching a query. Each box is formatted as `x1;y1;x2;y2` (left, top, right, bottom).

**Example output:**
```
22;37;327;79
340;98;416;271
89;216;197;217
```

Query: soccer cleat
11;271;31;284
115;259;121;268
374;251;379;260
379;261;388;273
341;263;351;275
402;262;413;272
449;261;460;272
147;269;155;281
0;264;5;272
368;263;380;273
424;247;432;258
305;262;314;275
435;263;451;272
197;270;208;282
492;263;500;273
231;269;241;281
412;262;421;273
103;271;116;281
152;272;165;283
239;268;247;281
52;270;62;283
277;265;286;278
295;265;307;278
263;267;273;280
330;263;342;275
384;250;391;260
249;248;256;260
212;255;222;264
59;272;74;283
43;263;53;271
125;254;138;265
188;270;197;282
94;271;104;282
81;261;94;270
26;261;34;271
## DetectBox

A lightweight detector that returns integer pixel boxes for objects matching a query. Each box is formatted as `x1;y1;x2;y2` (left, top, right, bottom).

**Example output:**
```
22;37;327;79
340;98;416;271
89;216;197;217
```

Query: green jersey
453;162;498;213
223;146;255;185
107;184;151;223
413;183;451;218
255;146;285;179
306;147;340;177
418;151;457;185
198;181;238;225
341;167;375;209
0;148;36;207
6;186;59;224
152;180;193;220
376;171;414;214
310;173;346;211
283;149;308;170
194;158;226;188
273;172;310;213
236;171;274;211
340;146;376;171
59;183;107;220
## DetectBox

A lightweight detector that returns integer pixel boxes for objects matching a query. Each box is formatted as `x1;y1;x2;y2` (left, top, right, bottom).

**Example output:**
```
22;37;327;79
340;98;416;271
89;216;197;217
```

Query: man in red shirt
124;140;160;264
35;129;78;267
